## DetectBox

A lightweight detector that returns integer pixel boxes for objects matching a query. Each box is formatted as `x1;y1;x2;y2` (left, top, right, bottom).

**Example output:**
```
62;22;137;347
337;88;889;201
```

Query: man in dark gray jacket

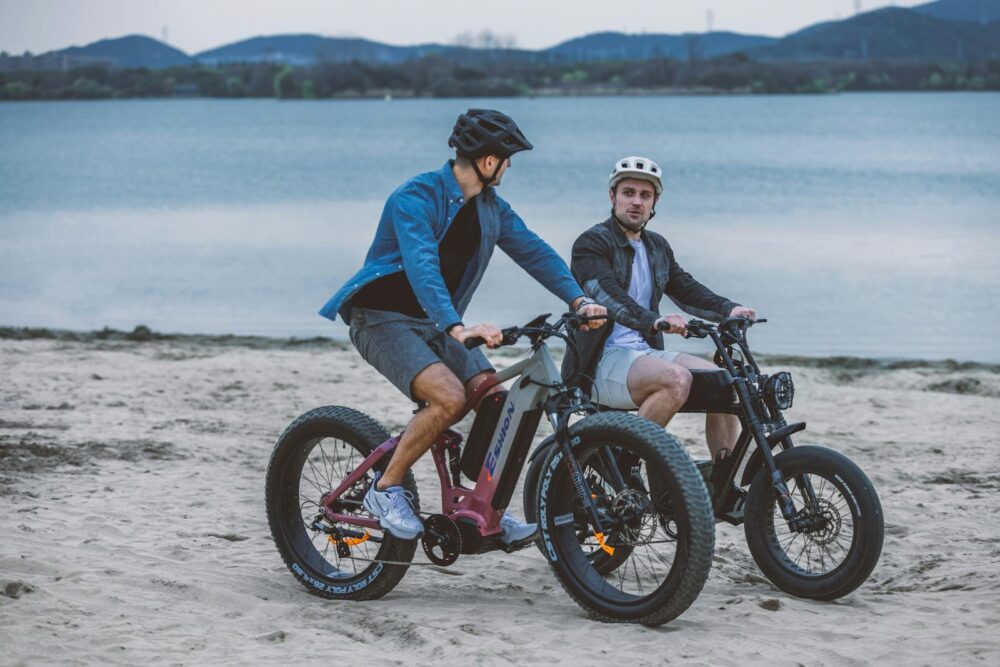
564;156;756;461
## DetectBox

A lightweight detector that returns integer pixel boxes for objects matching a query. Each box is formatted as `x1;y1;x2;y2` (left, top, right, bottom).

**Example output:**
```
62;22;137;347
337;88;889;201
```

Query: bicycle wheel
265;406;419;600
522;440;549;526
536;412;715;626
744;446;883;600
528;441;634;574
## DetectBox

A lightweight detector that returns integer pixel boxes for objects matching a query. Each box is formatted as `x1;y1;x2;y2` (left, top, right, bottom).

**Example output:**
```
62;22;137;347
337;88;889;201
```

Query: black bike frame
693;318;813;528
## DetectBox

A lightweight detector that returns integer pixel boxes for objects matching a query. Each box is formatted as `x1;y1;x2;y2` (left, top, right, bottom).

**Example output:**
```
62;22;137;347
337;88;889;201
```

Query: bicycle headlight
764;372;794;410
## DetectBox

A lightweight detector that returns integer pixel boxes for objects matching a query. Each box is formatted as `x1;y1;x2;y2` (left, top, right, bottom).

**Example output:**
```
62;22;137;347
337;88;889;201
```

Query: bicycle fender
739;421;807;487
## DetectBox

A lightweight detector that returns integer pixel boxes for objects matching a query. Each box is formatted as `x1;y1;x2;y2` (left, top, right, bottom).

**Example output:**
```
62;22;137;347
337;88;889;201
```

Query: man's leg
378;362;466;489
626;354;693;427
672;353;740;461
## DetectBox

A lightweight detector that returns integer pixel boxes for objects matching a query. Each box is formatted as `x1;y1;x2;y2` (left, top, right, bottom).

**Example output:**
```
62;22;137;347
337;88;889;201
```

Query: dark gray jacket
562;218;740;391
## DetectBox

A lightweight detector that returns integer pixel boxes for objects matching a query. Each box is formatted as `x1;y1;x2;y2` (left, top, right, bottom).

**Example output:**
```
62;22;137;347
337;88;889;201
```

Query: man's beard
614;208;650;231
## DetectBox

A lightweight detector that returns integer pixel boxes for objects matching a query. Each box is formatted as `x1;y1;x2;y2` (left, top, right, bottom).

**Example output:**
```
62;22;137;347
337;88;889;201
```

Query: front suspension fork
549;410;608;538
733;379;802;529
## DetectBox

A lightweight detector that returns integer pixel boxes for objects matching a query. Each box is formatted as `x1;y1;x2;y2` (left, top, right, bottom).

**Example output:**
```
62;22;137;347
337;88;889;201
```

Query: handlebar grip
463;336;486;349
655;320;684;333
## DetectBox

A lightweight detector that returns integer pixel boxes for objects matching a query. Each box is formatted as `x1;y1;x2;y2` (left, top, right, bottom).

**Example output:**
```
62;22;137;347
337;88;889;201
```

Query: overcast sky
1;0;925;55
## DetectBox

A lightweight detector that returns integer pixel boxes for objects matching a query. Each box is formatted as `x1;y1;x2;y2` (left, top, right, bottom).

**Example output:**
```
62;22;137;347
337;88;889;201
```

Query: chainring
421;514;462;566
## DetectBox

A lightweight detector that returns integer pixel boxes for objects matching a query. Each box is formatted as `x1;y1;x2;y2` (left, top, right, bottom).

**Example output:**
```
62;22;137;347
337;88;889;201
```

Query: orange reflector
329;530;370;547
594;531;615;556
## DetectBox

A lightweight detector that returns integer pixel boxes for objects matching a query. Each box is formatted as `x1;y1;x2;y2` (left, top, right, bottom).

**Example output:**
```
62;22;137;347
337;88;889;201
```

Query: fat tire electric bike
265;313;716;625
524;317;884;601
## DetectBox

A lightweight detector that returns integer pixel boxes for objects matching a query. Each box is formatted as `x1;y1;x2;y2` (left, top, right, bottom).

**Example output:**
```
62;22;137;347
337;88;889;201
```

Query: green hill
751;7;1000;62
56;35;192;68
914;0;1000;24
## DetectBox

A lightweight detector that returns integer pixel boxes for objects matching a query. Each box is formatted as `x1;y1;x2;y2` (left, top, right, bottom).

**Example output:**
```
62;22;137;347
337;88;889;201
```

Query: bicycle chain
318;512;462;568
340;555;443;567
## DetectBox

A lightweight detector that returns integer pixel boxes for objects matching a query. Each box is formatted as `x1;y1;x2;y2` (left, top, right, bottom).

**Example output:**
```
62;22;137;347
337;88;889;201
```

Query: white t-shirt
605;239;653;351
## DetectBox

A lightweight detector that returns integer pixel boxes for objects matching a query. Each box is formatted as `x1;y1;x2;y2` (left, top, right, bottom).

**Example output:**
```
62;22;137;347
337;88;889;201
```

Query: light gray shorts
348;307;494;401
592;346;681;409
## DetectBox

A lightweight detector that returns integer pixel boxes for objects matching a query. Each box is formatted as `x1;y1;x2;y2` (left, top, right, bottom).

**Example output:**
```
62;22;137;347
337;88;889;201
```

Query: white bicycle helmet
609;156;663;195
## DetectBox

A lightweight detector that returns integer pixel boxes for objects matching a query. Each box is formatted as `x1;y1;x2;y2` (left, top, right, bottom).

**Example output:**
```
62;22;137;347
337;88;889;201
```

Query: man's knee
437;389;467;420
658;364;693;398
413;365;467;419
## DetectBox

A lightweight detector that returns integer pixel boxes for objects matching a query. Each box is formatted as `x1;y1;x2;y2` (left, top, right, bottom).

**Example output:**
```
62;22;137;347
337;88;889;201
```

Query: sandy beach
2;328;999;665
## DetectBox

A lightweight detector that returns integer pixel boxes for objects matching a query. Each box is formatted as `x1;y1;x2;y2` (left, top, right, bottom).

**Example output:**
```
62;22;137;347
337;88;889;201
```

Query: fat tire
522;439;551;525
525;438;632;574
744;445;883;600
536;412;715;626
265;405;418;601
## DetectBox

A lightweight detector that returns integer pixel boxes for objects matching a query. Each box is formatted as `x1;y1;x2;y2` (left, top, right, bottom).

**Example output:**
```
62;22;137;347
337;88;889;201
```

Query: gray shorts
348;307;494;401
593;346;680;409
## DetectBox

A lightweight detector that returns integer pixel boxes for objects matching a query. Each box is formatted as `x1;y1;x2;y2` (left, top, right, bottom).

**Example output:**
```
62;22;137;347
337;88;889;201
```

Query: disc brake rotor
611;488;657;545
801;498;842;546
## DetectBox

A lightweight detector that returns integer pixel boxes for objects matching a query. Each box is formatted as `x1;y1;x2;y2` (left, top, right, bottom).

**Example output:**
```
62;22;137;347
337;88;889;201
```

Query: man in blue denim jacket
320;109;606;542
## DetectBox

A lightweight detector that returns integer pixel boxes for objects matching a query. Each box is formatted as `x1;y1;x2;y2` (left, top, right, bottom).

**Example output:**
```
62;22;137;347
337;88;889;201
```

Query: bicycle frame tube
708;324;799;523
322;343;566;538
321;436;400;530
441;344;562;536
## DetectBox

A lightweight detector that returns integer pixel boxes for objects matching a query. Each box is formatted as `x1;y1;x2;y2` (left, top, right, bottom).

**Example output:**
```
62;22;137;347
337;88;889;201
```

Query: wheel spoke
275;423;405;588
316;440;334;487
762;465;864;575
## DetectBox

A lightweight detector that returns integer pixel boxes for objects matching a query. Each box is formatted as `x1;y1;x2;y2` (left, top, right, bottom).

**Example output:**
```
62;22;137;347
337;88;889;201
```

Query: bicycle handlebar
680;316;767;338
463;314;765;348
462;313;607;349
463;327;520;350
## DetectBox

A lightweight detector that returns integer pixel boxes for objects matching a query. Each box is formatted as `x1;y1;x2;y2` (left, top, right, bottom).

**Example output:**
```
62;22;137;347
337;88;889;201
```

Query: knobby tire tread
265;405;418;601
539;412;715;626
743;445;883;601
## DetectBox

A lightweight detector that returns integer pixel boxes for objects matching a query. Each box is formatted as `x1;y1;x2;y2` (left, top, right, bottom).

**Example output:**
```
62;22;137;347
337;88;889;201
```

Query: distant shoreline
4;55;998;102
2;86;998;103
4;324;998;373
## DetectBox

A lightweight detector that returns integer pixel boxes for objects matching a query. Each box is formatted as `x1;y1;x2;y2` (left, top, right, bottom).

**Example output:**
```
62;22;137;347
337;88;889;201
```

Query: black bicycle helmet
448;109;533;160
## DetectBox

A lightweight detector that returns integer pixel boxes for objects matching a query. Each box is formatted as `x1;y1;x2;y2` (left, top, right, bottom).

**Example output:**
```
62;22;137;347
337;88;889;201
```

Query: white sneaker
500;512;537;545
362;473;423;540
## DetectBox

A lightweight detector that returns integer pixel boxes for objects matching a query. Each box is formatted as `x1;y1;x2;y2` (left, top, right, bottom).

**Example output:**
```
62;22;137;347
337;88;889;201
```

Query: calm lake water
1;93;998;361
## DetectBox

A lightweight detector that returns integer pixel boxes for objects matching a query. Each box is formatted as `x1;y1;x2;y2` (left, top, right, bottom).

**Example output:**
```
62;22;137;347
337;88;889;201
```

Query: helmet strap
642;208;656;231
610;197;656;233
470;156;506;187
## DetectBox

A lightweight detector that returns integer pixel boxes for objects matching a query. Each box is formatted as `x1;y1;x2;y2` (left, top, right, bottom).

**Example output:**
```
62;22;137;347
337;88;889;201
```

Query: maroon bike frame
319;373;510;537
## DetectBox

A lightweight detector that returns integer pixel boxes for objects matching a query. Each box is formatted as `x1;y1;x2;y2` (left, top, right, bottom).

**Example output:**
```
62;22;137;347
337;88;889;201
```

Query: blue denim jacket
320;161;584;330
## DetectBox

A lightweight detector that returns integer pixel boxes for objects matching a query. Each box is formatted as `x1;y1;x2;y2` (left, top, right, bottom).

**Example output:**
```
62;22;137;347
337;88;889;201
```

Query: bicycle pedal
501;536;537;554
719;491;747;526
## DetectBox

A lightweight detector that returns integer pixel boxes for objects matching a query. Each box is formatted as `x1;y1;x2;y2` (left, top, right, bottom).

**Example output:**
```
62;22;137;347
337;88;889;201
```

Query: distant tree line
2;54;999;101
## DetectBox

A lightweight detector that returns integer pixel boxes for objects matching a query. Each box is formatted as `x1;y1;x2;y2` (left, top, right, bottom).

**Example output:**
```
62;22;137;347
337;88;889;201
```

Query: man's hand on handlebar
654;313;688;336
450;323;503;349
571;297;608;331
729;305;757;321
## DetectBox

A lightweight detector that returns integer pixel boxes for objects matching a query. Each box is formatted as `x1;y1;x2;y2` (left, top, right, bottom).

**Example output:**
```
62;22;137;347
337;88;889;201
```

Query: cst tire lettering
538;452;560;562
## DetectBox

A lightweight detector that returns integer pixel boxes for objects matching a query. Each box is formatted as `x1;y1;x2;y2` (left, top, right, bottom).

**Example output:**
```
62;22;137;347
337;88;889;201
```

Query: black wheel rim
281;435;390;581
546;442;686;605
764;471;859;577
